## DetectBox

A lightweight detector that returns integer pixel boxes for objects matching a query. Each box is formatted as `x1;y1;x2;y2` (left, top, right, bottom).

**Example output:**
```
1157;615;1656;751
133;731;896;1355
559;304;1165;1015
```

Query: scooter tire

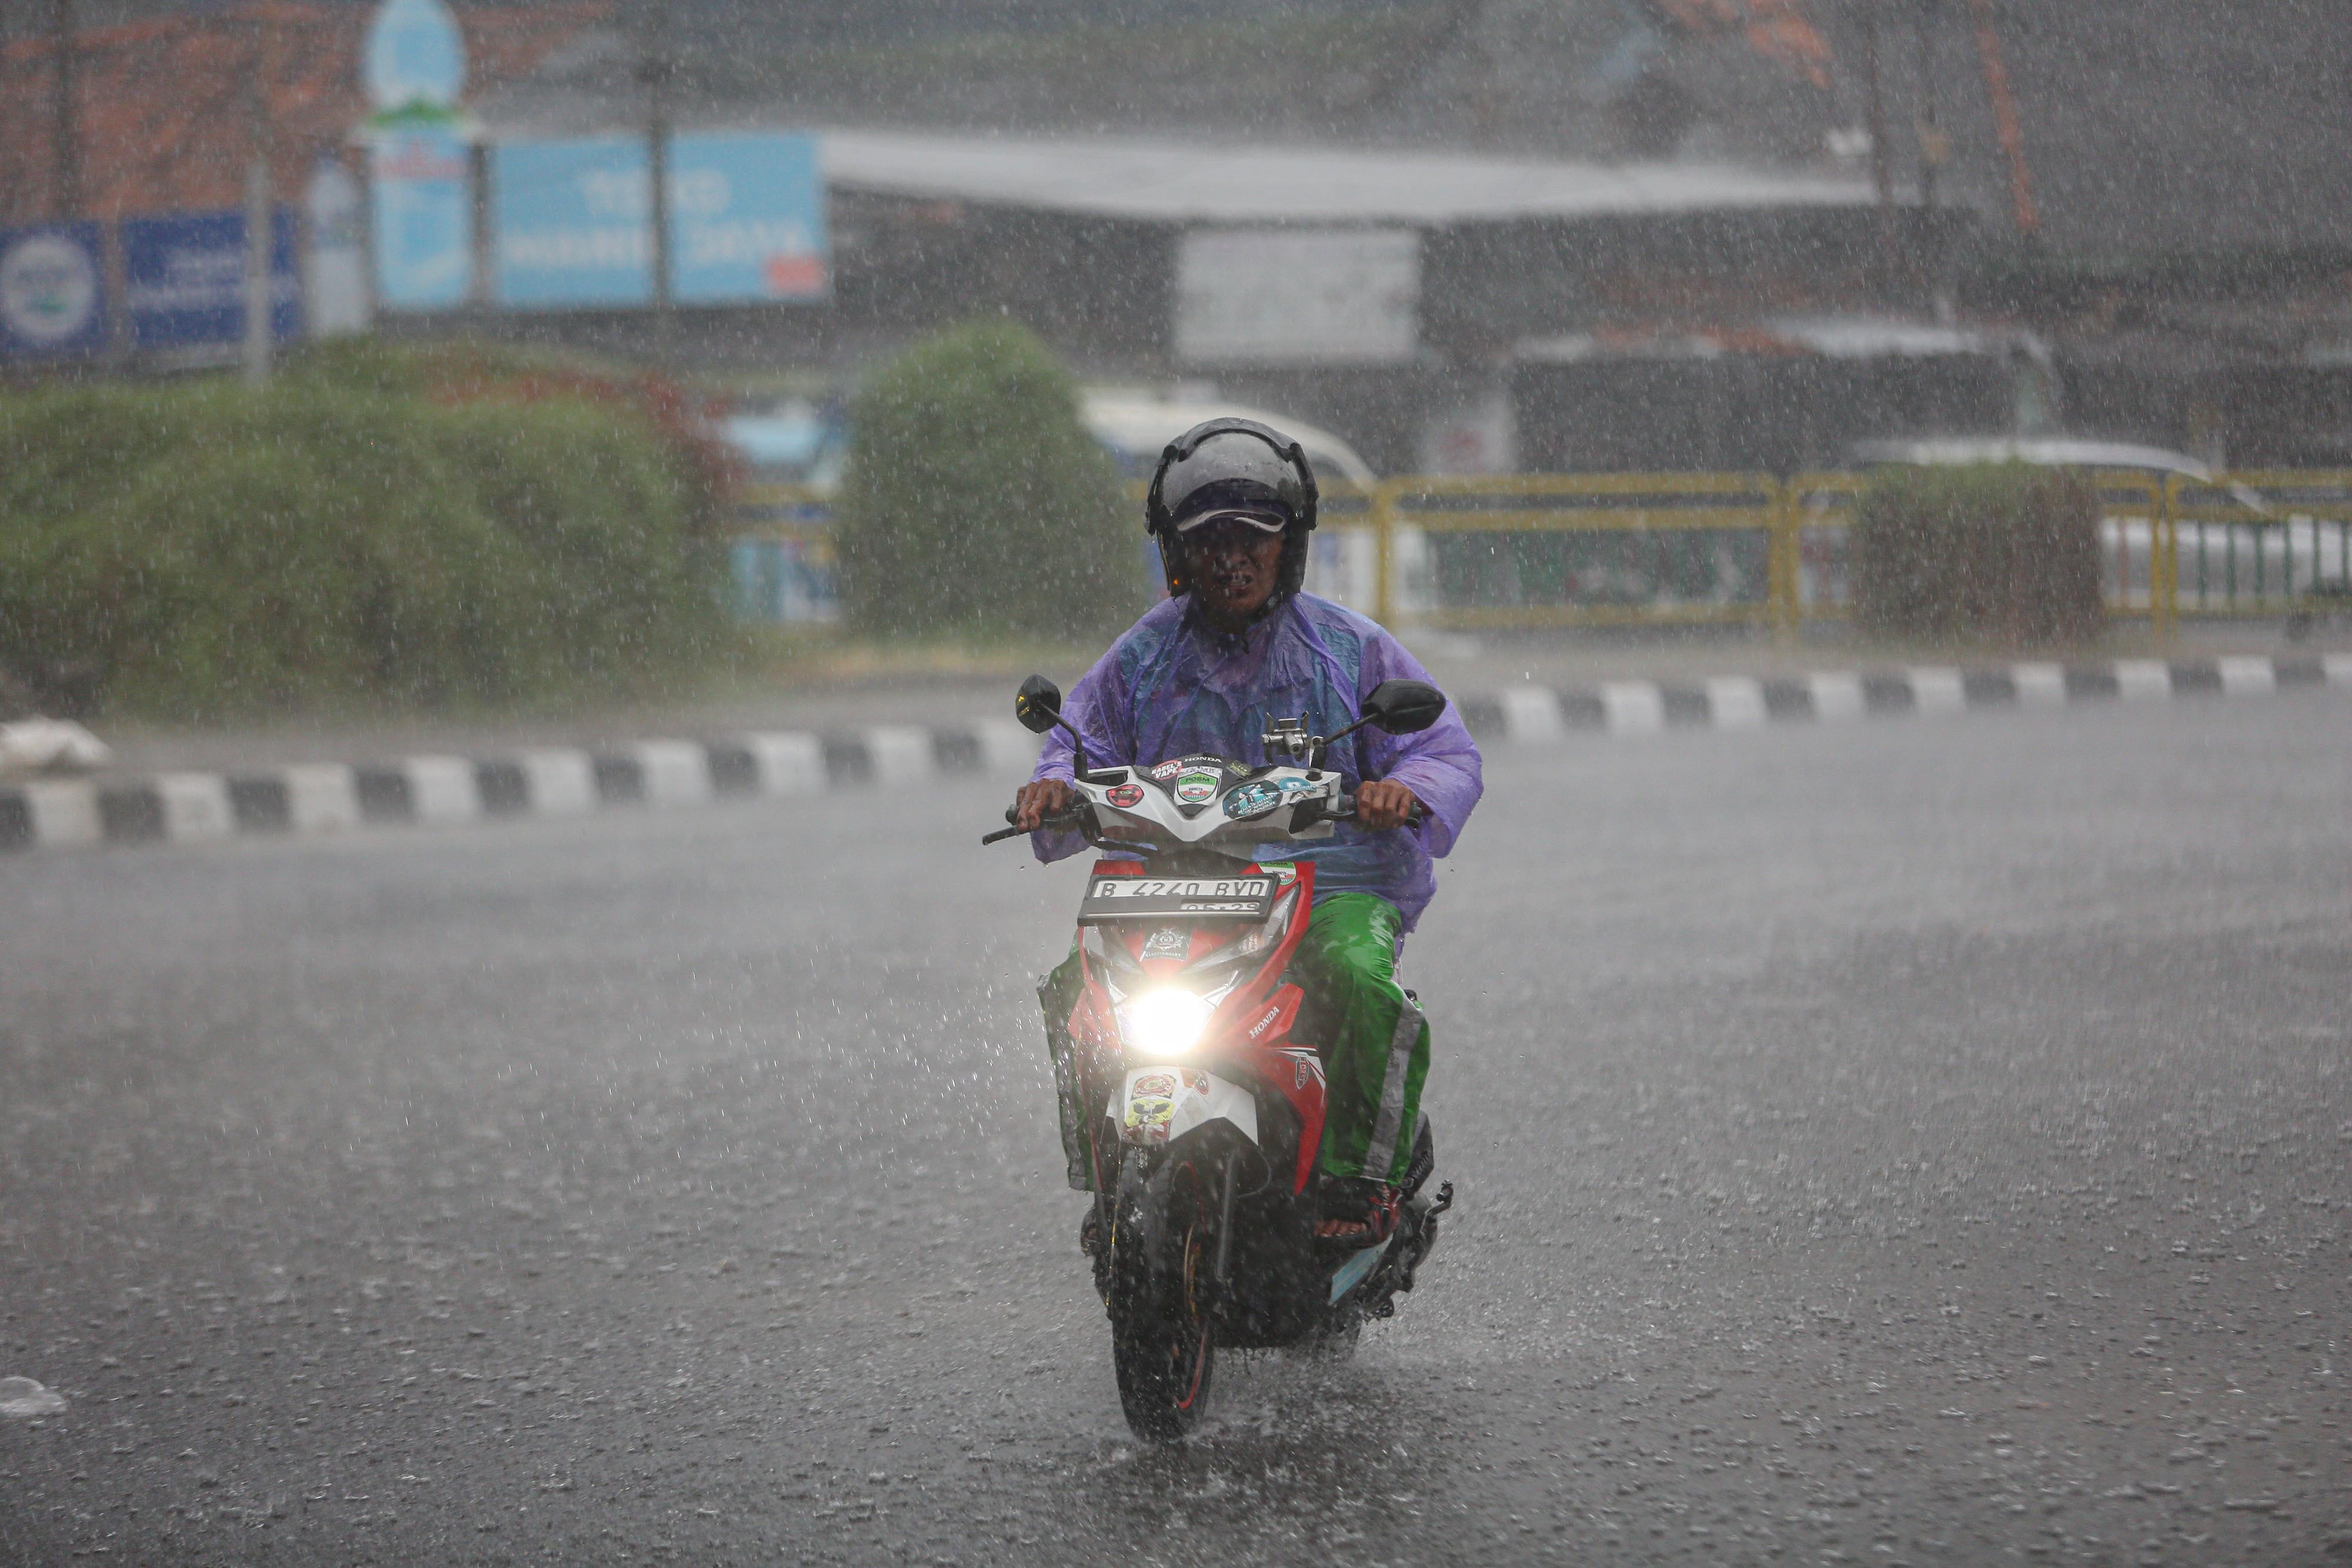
1106;1149;1216;1441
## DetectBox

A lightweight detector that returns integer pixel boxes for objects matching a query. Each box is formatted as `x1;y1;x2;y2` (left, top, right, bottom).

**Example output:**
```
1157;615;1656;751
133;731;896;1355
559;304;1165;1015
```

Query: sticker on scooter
1141;927;1187;959
1105;783;1145;808
1124;1073;1177;1139
1118;1066;1261;1147
1222;780;1284;819
1275;1046;1324;1088
1174;772;1220;805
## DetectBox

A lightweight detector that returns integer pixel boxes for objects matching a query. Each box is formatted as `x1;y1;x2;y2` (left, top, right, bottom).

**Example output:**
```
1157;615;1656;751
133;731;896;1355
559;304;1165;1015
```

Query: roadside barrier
9;656;2344;857
2165;472;2352;636
727;471;2352;638
0;721;1041;853
1378;472;1781;632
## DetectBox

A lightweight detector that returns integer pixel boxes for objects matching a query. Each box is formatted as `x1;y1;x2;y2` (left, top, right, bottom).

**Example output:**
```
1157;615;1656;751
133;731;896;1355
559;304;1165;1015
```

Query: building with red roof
0;2;606;225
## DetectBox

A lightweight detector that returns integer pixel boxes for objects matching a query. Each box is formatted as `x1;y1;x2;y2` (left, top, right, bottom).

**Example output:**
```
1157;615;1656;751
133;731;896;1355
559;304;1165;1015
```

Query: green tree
835;319;1140;640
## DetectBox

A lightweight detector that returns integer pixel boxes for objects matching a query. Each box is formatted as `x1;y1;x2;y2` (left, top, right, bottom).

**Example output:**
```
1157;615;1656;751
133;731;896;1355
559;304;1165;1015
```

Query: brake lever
981;810;1084;847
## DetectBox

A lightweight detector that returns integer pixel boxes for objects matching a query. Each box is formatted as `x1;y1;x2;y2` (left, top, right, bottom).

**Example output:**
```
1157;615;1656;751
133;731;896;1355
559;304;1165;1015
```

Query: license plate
1078;874;1277;923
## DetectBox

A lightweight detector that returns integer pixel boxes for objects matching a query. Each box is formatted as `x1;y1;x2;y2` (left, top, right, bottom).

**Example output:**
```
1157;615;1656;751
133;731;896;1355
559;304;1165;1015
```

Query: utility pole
1915;0;1953;316
242;8;273;386
639;0;674;367
1859;0;1900;289
1914;0;1946;215
49;0;80;218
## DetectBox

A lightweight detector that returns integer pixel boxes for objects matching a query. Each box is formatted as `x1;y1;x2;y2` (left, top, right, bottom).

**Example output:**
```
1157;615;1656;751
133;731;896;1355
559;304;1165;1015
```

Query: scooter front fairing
1067;857;1329;1197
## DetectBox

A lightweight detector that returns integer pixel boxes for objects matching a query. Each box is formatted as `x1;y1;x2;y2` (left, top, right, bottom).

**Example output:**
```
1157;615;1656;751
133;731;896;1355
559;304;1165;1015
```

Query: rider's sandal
1315;1178;1403;1246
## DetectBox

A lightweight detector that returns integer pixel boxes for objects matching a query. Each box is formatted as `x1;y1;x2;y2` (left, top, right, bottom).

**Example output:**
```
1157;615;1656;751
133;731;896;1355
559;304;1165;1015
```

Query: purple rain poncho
1028;592;1483;932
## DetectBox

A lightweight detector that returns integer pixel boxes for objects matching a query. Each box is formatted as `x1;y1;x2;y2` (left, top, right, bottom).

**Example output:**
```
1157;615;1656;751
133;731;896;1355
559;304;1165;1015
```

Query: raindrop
0;1376;67;1417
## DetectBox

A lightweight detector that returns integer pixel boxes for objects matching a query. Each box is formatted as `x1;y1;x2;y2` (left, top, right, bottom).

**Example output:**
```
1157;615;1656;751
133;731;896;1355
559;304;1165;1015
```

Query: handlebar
1332;793;1431;828
982;794;1425;847
981;806;1082;845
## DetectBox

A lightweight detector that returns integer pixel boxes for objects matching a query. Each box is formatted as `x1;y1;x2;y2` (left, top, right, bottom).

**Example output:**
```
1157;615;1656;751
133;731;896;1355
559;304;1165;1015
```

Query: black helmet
1144;417;1319;601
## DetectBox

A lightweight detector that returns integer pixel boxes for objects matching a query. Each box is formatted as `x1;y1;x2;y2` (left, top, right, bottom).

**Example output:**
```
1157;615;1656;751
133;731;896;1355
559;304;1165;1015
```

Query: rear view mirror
1361;678;1446;735
1015;675;1064;735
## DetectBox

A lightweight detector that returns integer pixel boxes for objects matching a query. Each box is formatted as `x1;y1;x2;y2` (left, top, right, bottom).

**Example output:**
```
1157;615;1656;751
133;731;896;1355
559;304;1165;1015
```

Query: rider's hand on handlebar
1354;780;1422;831
1011;777;1074;831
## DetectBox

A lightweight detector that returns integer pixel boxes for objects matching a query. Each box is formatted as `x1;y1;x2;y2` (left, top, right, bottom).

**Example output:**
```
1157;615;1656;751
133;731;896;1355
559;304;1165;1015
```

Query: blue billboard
371;128;473;309
492;131;826;309
671;132;827;303
0;222;108;362
493;136;648;307
122;208;300;352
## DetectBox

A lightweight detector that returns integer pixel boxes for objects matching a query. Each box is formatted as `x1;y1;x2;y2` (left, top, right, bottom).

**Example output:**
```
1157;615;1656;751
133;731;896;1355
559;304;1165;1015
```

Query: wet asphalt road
3;694;2348;1566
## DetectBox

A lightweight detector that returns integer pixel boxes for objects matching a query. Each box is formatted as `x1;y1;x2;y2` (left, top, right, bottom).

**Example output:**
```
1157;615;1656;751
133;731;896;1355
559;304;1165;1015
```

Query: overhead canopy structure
1518;316;2008;363
819;129;1877;226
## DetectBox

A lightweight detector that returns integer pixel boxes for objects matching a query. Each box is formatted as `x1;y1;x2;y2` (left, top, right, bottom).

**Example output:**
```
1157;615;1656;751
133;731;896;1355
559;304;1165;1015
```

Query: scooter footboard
1115;1066;1260;1148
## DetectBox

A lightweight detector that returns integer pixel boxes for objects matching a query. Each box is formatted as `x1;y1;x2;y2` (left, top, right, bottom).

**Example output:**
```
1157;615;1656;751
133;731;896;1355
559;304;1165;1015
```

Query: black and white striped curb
0;721;1041;853
4;654;2344;854
1452;653;2351;742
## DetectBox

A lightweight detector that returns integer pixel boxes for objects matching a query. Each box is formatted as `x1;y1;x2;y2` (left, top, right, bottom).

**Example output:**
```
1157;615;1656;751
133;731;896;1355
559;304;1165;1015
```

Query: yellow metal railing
732;472;2352;638
1776;471;1863;636
1375;471;1785;632
2164;471;2352;628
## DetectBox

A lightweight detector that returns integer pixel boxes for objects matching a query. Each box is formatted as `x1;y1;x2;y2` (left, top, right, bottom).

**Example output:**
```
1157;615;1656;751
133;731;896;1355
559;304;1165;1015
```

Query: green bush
0;377;720;717
1852;463;2103;646
282;339;744;538
834;319;1140;640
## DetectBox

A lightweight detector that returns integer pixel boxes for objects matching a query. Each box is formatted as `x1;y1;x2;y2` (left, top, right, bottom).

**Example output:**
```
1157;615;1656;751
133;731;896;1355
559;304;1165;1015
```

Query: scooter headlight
1117;987;1214;1059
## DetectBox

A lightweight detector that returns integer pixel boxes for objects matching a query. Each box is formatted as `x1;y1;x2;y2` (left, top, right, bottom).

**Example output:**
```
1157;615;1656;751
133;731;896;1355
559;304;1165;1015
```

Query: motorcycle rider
1012;418;1482;1245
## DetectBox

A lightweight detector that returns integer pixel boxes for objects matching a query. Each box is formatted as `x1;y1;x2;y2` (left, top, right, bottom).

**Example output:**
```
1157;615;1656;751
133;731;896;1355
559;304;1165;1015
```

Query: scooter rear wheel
1106;1149;1215;1440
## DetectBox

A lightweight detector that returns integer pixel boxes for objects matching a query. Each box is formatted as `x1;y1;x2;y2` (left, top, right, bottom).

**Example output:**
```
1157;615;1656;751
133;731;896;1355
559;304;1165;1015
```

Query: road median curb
4;654;2344;854
1457;653;2351;741
0;720;1041;854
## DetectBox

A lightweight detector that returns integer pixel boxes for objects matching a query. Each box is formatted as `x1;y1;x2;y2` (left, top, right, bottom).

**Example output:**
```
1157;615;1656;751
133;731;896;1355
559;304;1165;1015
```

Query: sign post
245;139;274;384
362;0;473;311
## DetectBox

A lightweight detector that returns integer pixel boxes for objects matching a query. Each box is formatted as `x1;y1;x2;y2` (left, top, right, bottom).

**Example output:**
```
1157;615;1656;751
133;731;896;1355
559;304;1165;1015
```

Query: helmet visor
1173;507;1287;536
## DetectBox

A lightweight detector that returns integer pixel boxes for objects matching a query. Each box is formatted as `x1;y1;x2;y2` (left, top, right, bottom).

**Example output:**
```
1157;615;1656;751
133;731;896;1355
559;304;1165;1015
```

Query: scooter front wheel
1106;1148;1215;1440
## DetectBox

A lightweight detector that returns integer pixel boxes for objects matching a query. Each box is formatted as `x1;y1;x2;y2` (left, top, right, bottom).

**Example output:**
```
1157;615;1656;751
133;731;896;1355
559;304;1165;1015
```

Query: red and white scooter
986;675;1454;1439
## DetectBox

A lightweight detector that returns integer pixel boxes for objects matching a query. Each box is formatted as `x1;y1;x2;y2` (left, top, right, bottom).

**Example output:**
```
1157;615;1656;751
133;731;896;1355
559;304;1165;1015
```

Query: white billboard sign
1174;228;1420;365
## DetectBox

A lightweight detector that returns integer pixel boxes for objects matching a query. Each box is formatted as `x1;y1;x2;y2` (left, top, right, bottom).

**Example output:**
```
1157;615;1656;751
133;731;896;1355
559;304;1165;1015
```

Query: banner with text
122;208;302;352
1175;228;1420;366
371;128;474;310
492;131;827;309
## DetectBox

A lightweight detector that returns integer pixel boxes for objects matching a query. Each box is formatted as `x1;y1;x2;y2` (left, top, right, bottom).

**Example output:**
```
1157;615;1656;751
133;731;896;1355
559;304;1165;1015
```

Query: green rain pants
1038;892;1431;1191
